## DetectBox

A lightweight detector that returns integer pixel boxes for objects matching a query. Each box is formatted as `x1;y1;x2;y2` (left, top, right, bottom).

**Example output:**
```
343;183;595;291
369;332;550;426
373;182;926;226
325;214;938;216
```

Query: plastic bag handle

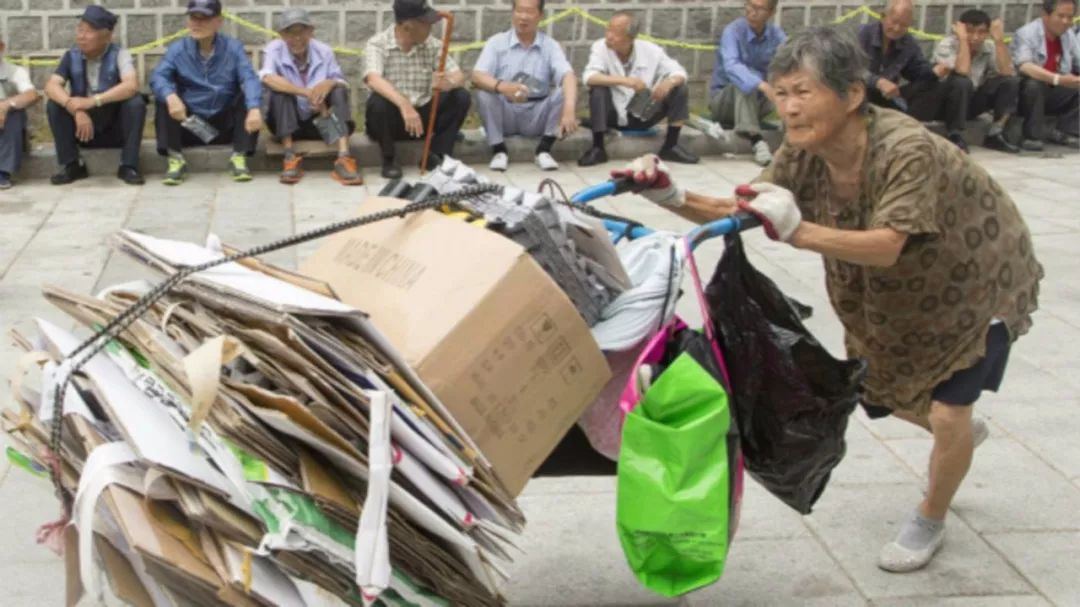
682;237;730;382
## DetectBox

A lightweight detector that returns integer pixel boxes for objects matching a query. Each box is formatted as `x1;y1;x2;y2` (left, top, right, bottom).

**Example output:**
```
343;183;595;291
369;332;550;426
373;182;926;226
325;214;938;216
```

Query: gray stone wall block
33;0;64;10
48;16;80;50
72;0;137;8
809;6;836;26
126;14;160;47
251;0;285;6
6;16;43;52
924;5;948;34
1004;3;1032;30
650;7;684;40
685;7;714;40
235;12;272;45
480;8;511;38
306;10;343;44
550;13;581;41
140;0;176;7
716;7;743;32
448;8;478;42
0;0;24;11
345;10;379;43
780;5;805;31
162;14;187;38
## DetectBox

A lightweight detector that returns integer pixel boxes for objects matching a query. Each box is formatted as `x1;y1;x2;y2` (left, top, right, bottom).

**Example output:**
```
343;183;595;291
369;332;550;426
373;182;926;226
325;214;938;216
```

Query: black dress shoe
658;144;700;164
381;158;403;179
50;161;89;185
946;132;969;154
117;165;145;185
983;132;1019;154
577;146;608;167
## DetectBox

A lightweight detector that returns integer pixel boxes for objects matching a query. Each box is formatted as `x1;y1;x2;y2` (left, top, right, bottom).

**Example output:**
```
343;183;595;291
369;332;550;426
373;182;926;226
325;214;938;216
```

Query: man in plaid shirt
364;0;470;178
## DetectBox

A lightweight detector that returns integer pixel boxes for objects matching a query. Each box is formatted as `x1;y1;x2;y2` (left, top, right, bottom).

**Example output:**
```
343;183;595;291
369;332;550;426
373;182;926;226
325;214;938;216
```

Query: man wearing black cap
150;0;264;186
44;5;147;185
363;0;470;178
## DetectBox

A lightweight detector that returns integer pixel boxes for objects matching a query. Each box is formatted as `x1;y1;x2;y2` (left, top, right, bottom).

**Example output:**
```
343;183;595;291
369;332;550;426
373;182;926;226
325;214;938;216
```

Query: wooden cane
420;11;454;176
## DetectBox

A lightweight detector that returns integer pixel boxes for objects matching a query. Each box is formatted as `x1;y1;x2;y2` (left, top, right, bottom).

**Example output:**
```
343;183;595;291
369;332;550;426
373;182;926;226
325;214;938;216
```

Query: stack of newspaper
4;229;526;606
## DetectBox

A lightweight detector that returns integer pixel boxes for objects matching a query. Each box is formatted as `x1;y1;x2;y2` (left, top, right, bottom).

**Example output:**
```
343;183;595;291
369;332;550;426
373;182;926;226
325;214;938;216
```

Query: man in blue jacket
44;6;147;186
150;0;263;185
709;0;786;167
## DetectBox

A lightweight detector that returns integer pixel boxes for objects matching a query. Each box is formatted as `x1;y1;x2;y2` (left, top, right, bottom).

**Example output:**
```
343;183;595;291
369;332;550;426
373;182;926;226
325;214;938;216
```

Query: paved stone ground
1;146;1078;606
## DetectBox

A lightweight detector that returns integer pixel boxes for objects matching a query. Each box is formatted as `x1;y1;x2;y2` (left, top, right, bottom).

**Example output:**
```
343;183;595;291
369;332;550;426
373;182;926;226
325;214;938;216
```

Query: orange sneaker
280;154;304;184
332;155;364;186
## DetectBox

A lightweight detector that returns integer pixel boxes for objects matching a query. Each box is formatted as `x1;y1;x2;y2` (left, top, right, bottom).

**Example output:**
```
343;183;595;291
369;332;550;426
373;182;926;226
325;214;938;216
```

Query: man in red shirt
1010;0;1080;150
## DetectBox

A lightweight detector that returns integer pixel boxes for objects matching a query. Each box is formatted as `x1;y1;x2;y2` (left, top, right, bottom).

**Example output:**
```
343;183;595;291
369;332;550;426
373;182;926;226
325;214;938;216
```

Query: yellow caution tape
8;6;1079;68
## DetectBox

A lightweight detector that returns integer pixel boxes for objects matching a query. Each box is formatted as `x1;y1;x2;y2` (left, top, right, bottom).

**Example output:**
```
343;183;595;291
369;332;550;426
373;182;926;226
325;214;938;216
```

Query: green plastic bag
616;347;734;597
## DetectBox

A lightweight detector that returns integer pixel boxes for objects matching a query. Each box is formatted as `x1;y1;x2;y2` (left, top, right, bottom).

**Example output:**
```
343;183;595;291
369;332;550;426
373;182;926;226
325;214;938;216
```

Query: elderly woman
615;25;1042;572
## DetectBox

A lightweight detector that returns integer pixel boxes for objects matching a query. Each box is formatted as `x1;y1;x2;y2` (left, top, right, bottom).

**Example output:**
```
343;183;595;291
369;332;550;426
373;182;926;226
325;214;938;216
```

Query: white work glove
736;182;802;242
610;154;686;208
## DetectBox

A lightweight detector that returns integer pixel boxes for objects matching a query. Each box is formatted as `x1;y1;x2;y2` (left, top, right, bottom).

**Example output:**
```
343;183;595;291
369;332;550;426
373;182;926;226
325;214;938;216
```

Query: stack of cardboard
4;196;611;606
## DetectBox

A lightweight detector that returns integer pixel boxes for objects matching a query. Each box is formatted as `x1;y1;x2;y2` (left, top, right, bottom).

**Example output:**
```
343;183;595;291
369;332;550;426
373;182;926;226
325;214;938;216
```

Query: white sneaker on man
489;152;509;172
535;152;559;171
752;140;773;166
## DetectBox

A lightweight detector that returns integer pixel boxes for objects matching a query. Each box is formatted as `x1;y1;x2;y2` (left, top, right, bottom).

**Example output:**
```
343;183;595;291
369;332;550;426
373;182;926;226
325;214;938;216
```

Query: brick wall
0;0;1048;107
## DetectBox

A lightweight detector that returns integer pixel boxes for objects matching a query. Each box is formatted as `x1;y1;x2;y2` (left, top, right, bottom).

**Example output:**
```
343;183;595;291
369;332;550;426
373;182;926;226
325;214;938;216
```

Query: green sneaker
230;154;253;182
162;157;187;186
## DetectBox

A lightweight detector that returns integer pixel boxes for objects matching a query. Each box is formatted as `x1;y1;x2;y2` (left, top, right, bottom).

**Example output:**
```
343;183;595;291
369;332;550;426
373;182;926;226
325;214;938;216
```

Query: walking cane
420;11;454;176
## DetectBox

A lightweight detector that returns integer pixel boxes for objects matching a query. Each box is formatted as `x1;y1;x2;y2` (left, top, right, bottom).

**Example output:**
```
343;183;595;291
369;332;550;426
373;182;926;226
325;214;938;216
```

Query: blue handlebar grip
688;212;763;249
569;177;634;205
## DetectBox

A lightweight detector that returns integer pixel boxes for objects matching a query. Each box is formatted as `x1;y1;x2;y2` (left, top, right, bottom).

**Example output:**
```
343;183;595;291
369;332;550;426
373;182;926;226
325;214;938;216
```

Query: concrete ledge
17;116;1015;180
18;127;779;179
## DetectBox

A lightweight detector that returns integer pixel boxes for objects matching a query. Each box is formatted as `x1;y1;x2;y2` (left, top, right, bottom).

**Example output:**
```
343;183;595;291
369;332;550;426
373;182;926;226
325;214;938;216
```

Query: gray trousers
475;88;565;146
0;108;27;175
264;87;354;141
709;84;774;136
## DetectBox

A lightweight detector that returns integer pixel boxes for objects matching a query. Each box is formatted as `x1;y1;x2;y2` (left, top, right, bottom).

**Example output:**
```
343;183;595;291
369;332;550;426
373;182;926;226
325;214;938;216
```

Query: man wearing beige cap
261;8;363;185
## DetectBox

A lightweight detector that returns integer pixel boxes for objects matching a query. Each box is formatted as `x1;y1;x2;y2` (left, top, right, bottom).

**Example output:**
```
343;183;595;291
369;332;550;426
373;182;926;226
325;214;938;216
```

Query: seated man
150;0;263;185
0;35;40;190
364;0;470;179
709;0;786;167
1010;0;1080;150
578;11;697;167
931;11;1022;153
471;0;577;172
260;8;362;185
44;5;148;186
859;0;958;140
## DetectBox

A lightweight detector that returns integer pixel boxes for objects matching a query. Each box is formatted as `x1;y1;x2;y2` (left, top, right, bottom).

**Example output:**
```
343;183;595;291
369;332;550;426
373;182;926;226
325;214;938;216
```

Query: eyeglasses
745;2;771;15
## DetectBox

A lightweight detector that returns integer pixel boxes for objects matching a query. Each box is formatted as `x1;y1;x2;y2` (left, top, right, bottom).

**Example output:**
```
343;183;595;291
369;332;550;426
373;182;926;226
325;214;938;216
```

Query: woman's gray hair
768;25;871;111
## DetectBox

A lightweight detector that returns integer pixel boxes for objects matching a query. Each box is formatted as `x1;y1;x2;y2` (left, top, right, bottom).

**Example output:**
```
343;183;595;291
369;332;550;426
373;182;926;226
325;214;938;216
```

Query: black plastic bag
705;235;867;514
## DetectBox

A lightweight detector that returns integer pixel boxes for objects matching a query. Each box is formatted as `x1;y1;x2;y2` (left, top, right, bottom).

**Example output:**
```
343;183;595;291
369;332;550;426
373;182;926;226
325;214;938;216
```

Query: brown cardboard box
302;197;610;496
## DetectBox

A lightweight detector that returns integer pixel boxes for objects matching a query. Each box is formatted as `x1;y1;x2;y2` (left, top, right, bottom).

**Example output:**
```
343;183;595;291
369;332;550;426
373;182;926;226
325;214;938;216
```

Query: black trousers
902;76;973;133
47;95;147;168
264;87;355;141
0;109;27;175
364;88;470;160
154;94;259;156
1018;77;1080;139
587;84;690;133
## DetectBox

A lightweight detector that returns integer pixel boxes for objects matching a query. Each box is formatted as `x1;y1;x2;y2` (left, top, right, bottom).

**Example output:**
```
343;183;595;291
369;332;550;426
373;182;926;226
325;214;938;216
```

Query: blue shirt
710;17;786;95
473;29;572;98
151;34;262;117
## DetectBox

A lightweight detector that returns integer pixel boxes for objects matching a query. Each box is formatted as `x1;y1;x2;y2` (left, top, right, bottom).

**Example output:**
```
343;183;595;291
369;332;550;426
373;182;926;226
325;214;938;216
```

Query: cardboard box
302;197;611;495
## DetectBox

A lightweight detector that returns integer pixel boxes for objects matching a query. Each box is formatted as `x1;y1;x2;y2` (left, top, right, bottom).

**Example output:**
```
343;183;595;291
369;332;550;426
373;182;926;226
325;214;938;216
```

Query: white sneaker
752;140;772;166
489;152;509;172
878;524;945;573
535;152;559;171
